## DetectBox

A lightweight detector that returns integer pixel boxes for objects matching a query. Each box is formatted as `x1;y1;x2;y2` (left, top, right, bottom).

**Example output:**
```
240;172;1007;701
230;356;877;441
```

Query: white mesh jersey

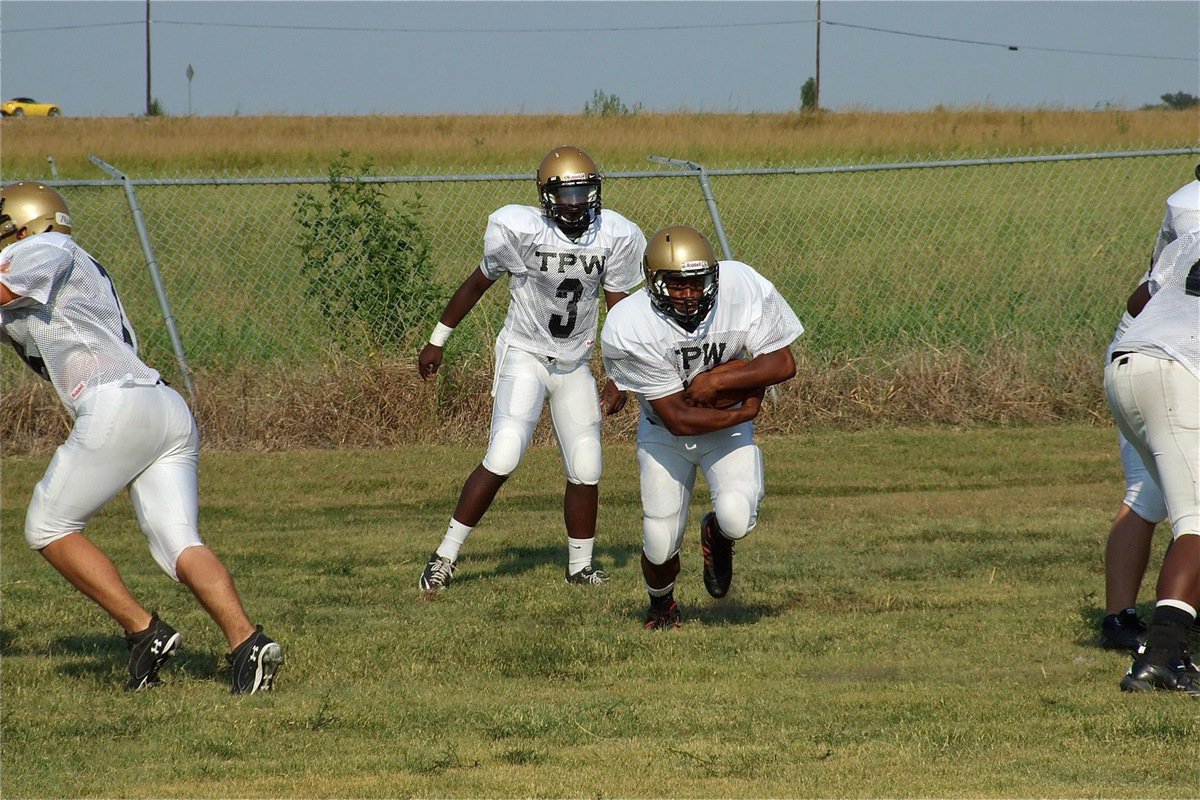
0;232;159;417
1113;231;1200;380
1108;178;1200;359
601;259;804;425
480;204;645;362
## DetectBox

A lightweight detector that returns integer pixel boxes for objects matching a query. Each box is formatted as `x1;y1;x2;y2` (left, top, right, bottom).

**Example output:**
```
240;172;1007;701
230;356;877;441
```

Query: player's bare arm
0;282;18;306
684;346;796;407
1125;281;1152;318
418;268;496;380
648;390;762;437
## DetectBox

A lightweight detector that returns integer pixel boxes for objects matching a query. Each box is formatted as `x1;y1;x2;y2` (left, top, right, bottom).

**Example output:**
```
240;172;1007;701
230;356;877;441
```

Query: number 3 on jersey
549;277;583;338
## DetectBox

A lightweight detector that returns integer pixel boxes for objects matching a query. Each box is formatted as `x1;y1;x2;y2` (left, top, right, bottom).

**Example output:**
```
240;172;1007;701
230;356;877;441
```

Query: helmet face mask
643;225;719;332
0;182;72;249
537;146;602;238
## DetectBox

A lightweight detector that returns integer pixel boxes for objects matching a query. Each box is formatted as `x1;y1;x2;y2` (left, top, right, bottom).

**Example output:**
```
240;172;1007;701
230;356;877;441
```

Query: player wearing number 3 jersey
417;146;646;593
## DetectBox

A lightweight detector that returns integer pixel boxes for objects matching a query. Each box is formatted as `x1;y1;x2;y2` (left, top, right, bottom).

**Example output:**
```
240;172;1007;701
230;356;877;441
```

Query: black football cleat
565;565;608;585
644;600;682;631
699;512;734;599
228;626;283;695
1120;658;1200;696
1099;608;1147;652
124;613;181;691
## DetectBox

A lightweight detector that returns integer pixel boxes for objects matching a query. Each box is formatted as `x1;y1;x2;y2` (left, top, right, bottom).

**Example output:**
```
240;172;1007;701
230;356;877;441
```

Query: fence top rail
15;146;1198;188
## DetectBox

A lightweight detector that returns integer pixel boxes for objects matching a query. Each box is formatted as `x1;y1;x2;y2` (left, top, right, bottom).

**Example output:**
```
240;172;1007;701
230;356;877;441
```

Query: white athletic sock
646;581;675;599
567;536;595;574
436;519;473;562
1157;598;1198;619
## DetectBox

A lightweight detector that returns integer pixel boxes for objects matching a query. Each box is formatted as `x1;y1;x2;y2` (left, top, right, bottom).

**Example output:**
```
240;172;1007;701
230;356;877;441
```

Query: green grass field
3;426;1196;798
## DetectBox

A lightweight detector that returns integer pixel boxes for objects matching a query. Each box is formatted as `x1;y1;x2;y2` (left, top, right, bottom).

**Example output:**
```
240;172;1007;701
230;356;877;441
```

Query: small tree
584;90;641;117
800;77;817;112
1160;92;1199;110
294;152;442;352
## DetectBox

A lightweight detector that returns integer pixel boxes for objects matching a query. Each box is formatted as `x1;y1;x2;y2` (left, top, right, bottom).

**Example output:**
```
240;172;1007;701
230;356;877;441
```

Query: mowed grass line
2;426;1196;797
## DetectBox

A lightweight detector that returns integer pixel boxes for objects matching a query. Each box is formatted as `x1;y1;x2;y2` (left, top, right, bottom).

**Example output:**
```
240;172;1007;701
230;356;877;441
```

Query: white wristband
429;322;454;347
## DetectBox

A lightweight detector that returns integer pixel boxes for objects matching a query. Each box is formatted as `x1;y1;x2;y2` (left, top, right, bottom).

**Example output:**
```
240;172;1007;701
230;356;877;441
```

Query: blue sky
1;1;1197;116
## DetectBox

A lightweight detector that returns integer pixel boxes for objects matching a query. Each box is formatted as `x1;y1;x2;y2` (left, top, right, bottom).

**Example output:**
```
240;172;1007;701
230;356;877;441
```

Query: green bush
584;90;641;117
800;77;817;112
294;153;443;352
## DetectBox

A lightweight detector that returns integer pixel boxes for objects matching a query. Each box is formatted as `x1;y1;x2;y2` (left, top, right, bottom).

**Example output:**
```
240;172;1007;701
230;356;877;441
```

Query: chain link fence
3;146;1197;443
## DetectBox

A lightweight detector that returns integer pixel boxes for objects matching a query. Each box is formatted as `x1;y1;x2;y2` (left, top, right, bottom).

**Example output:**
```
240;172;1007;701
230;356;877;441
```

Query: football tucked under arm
684;358;764;409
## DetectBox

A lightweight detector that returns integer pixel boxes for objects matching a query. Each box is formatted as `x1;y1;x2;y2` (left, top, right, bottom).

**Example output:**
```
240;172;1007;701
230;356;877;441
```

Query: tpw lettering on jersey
535;250;607;275
676;342;727;372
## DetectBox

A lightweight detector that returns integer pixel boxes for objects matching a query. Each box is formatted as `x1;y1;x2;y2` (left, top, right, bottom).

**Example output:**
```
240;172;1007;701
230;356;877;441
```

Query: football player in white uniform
417;146;645;593
0;182;282;694
1105;230;1200;694
600;226;804;629
1099;167;1200;652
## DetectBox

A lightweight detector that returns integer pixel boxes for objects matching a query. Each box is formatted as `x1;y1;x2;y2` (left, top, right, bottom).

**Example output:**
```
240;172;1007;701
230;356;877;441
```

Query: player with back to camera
416;146;646;593
0;182;282;694
600;225;804;629
1104;229;1200;694
1098;166;1200;652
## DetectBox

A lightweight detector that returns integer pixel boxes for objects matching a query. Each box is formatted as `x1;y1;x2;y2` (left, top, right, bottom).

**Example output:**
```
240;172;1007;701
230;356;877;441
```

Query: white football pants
637;417;764;565
1117;430;1167;524
1105;352;1200;539
25;382;204;579
481;338;603;485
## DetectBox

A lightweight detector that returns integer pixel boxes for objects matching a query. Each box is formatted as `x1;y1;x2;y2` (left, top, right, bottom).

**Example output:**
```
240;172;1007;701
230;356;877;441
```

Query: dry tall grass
1;341;1104;454
2;108;1195;178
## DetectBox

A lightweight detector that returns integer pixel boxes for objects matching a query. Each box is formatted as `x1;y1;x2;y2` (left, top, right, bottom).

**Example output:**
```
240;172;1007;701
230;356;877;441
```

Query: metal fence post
88;155;197;403
647;155;734;260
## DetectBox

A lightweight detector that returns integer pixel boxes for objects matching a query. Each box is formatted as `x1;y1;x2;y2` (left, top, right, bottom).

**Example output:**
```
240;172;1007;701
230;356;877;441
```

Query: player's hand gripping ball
687;358;762;409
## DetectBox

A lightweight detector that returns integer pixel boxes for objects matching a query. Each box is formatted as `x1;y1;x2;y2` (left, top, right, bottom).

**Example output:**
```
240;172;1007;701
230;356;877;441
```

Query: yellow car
1;98;62;117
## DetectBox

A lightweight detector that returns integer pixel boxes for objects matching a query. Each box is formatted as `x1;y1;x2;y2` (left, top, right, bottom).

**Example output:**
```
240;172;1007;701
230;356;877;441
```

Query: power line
824;19;1198;63
1;17;816;34
2;20;141;33
4;15;1197;63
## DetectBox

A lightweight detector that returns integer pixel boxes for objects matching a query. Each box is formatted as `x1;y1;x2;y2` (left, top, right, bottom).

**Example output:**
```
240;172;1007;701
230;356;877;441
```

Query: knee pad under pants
482;346;548;477
25;383;203;580
549;362;603;485
637;419;764;564
482;344;603;483
1105;354;1200;539
1117;431;1167;524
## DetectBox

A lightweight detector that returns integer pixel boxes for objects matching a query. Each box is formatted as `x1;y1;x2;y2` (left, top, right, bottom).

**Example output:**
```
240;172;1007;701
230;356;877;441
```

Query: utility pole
815;0;821;111
145;0;152;115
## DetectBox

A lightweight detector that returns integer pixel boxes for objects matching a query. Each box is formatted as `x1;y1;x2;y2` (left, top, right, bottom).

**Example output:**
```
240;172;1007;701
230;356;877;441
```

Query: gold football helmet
643;225;720;331
536;145;602;237
0;182;72;249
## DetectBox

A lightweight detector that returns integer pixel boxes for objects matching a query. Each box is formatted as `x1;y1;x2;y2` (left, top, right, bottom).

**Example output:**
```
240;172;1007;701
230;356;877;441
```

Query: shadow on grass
620;599;780;629
457;543;638;584
24;633;228;684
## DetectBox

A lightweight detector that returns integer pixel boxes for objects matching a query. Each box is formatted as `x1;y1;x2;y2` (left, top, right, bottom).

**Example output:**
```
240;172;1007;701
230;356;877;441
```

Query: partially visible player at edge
0;182;282;694
1105;230;1200;695
600;225;804;629
416;146;646;593
1098;167;1200;652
